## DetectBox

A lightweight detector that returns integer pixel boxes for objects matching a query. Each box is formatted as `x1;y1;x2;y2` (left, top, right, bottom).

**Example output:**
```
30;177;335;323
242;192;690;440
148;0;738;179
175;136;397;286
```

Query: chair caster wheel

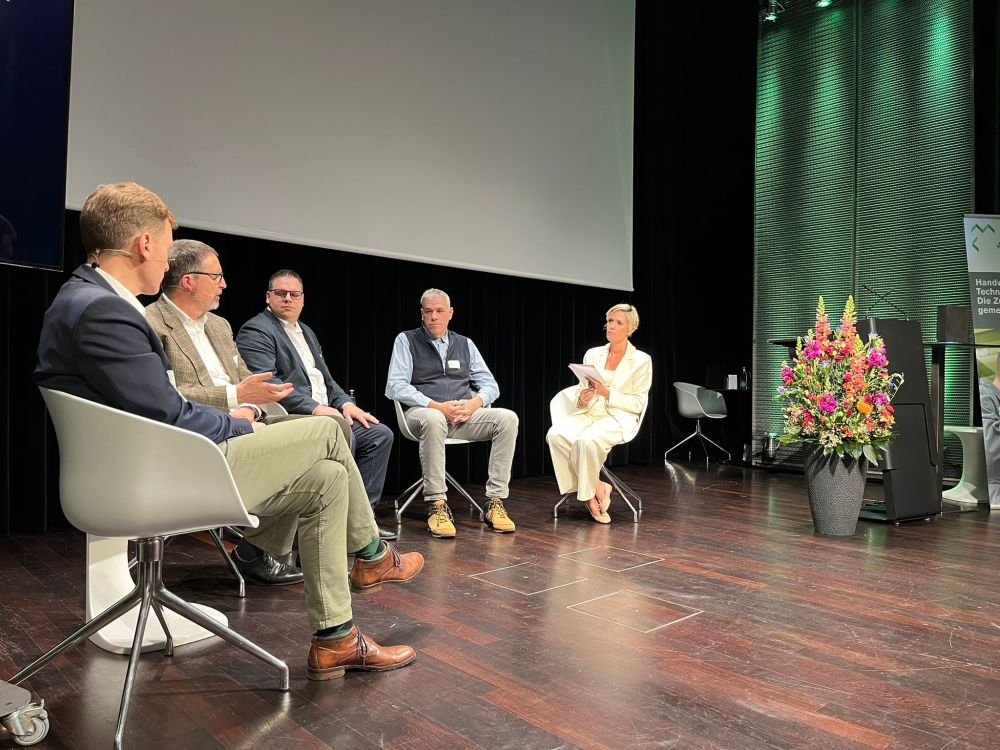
0;682;49;748
12;716;49;746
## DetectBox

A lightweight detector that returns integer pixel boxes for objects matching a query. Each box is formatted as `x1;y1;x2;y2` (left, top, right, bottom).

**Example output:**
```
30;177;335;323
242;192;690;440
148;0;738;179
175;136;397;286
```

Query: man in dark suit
34;182;423;680
236;270;396;539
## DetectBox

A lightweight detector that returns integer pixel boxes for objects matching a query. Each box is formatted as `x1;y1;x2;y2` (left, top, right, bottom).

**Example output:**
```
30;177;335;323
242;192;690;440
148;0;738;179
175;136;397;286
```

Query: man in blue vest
386;288;518;538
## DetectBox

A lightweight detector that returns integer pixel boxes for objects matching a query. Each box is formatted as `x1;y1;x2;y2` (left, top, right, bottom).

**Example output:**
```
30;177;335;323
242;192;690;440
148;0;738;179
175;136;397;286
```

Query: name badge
447;359;461;370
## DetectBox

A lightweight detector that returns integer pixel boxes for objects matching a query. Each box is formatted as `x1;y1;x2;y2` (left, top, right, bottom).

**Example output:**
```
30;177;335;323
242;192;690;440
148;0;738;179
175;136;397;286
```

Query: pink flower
867;346;887;368
818;394;837;413
804;340;822;360
781;365;794;384
873;393;889;407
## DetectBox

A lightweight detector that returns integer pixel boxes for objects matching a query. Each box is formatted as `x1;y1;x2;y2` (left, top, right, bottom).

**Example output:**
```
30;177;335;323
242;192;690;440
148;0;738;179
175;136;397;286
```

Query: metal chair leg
113;581;154;750
155;587;289;690
9;587;143;686
602;467;641;502
394;478;423;523
223;526;246;541
553;492;572;518
602;468;641;523
209;528;245;598
667;419;730;463
445;471;484;521
699;432;731;461
664;429;699;460
150;601;174;657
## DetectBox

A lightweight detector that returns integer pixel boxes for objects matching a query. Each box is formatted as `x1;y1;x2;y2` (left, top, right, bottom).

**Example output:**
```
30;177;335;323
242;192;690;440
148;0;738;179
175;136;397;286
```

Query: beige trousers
546;413;623;501
218;416;378;630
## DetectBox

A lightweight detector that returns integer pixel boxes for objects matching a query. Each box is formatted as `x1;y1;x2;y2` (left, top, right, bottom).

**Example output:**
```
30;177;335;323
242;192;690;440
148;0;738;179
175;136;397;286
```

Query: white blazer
575;341;652;442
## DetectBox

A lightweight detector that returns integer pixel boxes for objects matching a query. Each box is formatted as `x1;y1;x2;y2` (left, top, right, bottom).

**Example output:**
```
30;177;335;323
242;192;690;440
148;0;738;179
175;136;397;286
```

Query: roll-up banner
965;214;1000;507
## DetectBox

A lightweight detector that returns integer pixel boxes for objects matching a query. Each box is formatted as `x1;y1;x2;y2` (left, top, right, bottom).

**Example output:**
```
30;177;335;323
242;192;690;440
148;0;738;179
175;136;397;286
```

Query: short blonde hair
80;182;177;254
606;303;639;335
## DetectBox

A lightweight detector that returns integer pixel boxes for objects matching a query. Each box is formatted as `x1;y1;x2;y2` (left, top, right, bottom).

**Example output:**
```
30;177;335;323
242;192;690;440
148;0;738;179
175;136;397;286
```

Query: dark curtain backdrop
0;3;760;534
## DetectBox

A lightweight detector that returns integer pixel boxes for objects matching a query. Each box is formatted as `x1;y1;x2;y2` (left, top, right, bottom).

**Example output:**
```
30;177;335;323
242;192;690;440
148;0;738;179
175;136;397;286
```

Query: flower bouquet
775;296;903;464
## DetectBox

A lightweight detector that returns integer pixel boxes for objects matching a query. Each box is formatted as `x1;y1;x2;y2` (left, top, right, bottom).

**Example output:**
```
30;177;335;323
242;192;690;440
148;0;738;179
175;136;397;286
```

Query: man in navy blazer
34;182;423;679
236;270;395;539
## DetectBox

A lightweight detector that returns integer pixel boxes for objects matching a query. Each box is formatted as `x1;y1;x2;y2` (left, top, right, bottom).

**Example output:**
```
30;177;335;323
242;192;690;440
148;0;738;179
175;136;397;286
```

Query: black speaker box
937;305;970;343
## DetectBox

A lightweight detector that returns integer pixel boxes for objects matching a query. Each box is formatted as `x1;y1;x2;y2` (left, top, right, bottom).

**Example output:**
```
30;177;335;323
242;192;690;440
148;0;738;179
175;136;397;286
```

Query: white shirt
279;316;329;407
95;266;145;316
162;295;238;408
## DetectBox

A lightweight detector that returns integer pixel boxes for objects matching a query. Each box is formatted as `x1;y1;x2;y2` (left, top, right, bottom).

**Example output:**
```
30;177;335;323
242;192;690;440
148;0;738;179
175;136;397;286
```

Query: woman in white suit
546;304;652;523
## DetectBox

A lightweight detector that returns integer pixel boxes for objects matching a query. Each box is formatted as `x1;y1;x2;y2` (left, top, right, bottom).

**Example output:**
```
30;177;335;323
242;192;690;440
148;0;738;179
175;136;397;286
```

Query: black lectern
857;318;940;522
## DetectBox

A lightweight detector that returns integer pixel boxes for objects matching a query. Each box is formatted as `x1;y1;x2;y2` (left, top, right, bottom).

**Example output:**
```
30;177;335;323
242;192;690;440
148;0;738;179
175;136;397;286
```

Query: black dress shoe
230;549;304;586
377;526;398;541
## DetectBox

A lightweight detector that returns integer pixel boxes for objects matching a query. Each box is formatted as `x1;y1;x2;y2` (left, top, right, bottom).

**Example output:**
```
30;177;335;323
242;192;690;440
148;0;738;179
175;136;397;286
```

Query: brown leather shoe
307;626;415;681
349;542;425;592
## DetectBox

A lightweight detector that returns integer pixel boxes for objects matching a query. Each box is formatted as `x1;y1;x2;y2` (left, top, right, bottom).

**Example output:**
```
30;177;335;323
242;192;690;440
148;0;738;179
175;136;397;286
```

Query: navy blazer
34;265;252;443
237;309;350;415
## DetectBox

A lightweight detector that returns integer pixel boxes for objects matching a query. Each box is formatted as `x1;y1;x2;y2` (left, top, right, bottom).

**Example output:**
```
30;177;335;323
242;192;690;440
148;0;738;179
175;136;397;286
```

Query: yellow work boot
484;498;516;533
427;500;456;538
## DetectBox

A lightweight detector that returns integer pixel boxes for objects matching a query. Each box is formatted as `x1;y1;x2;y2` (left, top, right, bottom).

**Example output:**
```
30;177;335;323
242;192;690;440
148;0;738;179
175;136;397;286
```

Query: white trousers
546;413;622;501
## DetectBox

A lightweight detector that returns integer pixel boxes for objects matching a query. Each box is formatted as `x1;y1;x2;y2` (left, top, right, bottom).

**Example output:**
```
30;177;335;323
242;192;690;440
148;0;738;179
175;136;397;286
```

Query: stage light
816;0;832;7
764;1;784;22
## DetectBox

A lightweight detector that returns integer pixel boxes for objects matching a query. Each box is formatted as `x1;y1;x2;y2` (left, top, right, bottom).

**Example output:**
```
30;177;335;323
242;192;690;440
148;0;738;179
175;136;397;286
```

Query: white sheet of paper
568;363;606;386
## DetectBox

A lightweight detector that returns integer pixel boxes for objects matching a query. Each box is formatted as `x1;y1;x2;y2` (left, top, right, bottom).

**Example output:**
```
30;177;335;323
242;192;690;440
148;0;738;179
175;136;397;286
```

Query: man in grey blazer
236;270;396;539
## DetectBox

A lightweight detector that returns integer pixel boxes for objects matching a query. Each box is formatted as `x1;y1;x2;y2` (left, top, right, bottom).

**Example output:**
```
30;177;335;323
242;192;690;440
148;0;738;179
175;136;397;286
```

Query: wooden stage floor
2;461;999;749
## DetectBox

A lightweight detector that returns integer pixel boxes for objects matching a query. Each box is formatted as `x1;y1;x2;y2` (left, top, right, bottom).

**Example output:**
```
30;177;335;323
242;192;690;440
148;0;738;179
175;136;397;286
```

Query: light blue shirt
385;328;500;408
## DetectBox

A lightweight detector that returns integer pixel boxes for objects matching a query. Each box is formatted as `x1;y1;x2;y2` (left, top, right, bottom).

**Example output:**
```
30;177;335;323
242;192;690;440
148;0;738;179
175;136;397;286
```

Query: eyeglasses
268;289;304;300
187;271;225;283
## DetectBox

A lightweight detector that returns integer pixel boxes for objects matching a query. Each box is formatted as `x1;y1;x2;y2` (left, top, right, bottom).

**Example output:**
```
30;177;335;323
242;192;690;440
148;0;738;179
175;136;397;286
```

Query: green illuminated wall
754;0;974;472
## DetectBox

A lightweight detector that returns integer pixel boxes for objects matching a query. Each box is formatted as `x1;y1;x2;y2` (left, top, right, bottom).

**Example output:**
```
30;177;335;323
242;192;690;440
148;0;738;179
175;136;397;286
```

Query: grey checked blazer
145;296;255;411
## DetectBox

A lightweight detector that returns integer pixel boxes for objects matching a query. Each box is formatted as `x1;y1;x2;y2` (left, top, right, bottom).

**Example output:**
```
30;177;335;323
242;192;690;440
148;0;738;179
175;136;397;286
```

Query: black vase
803;450;868;535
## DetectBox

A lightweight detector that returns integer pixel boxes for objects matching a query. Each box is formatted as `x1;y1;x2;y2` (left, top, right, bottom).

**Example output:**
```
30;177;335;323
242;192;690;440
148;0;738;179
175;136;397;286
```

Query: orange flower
857;398;873;415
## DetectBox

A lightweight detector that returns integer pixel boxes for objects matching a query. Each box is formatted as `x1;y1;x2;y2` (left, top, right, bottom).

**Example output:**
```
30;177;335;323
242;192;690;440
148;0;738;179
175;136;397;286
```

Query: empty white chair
7;388;288;750
664;382;730;462
392;399;484;523
549;386;647;523
942;425;988;505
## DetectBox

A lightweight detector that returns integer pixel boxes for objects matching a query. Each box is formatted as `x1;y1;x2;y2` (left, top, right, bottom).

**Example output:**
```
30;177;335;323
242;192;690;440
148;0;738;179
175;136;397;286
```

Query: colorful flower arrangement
775;296;903;461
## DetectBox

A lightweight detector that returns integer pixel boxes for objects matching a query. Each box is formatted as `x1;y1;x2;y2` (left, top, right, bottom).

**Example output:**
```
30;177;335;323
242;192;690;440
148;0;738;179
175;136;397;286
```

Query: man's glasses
187;271;225;283
268;289;304;300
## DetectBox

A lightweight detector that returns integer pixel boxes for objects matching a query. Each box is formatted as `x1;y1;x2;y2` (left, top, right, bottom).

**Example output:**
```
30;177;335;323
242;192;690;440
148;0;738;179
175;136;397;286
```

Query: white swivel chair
942;425;989;505
8;388;288;750
549;386;647;523
392;400;485;523
664;382;730;462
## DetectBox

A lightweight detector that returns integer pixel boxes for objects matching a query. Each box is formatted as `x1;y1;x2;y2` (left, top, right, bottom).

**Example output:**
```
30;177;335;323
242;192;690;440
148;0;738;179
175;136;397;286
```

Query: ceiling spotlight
816;0;832;7
764;1;784;22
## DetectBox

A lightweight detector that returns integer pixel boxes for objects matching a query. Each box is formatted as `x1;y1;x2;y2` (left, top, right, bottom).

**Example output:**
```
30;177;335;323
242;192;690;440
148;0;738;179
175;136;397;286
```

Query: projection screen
66;0;634;290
